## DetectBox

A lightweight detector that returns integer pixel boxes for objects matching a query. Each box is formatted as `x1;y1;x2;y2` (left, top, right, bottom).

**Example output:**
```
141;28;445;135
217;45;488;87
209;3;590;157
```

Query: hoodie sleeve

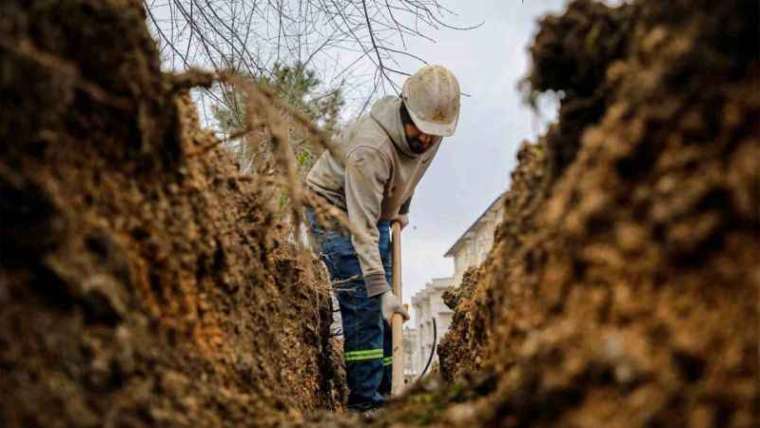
399;194;413;215
344;146;392;297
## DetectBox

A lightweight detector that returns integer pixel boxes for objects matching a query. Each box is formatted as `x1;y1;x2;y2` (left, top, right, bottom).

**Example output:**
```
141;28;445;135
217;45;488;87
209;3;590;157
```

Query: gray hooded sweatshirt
306;96;442;297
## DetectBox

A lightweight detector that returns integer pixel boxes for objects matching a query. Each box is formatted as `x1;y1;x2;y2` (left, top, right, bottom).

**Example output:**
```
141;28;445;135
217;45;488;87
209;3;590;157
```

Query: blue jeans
305;208;393;410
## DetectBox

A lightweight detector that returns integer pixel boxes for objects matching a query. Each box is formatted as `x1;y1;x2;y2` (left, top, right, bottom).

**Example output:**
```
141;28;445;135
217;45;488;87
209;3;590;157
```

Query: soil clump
0;1;343;427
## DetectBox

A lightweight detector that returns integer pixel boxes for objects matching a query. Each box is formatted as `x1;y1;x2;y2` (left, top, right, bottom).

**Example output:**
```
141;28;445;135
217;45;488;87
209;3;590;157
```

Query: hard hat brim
407;107;459;137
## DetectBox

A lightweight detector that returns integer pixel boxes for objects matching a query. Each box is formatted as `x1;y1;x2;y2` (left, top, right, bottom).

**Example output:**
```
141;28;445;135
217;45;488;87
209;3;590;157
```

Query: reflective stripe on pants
306;208;393;410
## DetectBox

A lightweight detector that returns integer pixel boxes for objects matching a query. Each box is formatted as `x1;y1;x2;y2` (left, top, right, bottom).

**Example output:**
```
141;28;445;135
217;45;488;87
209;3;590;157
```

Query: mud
433;0;759;426
0;1;343;427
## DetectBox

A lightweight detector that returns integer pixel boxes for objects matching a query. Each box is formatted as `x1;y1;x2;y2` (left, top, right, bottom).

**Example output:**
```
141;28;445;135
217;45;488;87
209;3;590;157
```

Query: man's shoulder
345;141;390;167
346;116;392;155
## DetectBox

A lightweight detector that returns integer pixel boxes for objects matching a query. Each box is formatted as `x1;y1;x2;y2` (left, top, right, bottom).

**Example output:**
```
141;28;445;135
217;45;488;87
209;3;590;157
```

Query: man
305;65;460;411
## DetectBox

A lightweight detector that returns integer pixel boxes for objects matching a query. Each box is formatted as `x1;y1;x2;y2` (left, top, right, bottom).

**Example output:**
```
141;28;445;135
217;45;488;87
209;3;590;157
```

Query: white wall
450;202;504;286
411;278;455;375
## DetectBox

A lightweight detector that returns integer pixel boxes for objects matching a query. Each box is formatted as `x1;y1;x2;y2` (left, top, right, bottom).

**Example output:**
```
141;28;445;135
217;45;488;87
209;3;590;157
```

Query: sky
382;0;567;313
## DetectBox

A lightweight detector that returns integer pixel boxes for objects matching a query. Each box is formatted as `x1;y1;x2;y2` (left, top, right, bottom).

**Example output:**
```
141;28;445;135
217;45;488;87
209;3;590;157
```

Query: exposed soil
433;0;759;426
2;0;758;427
0;1;343;427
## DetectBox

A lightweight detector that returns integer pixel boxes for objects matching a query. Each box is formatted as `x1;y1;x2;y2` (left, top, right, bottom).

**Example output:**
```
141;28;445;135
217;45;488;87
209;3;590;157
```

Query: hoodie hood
369;96;419;157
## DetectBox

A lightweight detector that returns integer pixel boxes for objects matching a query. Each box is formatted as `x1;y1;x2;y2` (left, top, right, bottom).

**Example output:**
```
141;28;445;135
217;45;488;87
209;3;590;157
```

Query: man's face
401;102;441;154
404;122;440;154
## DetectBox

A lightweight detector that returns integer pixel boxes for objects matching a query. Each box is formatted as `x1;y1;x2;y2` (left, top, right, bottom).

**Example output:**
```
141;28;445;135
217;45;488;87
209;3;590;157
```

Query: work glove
380;291;409;323
392;213;409;230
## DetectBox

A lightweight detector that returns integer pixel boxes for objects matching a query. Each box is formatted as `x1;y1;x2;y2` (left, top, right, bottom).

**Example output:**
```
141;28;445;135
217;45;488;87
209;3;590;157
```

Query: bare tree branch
143;0;476;113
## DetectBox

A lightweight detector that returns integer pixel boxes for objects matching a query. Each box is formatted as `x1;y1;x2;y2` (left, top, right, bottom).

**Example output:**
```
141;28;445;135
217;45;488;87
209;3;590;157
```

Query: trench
1;0;758;427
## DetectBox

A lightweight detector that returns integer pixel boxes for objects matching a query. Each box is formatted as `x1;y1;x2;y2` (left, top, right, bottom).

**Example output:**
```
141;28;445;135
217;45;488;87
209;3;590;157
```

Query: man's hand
380;291;409;323
392;213;409;230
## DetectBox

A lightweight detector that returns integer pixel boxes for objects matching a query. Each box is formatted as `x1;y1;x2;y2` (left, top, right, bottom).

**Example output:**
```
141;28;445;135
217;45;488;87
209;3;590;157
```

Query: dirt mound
437;266;486;382
434;0;758;426
0;1;342;427
3;0;758;427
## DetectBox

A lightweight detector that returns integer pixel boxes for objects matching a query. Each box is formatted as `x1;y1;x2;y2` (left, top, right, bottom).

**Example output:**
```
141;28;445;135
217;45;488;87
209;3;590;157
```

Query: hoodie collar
370;96;420;158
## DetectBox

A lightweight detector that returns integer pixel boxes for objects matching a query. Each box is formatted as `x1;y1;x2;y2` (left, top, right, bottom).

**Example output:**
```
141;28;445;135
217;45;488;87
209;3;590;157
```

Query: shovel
391;221;404;396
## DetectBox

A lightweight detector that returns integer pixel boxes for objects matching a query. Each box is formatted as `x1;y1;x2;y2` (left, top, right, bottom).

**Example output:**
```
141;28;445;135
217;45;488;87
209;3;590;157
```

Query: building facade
444;193;506;287
403;327;418;384
404;194;506;379
409;277;454;375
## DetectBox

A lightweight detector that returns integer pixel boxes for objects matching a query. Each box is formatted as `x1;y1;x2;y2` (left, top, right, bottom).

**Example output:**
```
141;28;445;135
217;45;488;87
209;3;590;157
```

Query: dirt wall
436;0;759;426
0;1;342;427
2;0;758;427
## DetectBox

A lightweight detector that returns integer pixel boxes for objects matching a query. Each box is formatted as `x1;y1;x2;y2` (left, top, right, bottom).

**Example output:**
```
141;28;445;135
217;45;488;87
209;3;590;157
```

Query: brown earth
0;1;344;427
2;0;759;427
431;0;759;427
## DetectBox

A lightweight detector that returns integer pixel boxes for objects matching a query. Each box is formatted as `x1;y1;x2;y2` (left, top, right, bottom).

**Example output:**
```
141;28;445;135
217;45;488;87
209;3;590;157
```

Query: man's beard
407;137;430;154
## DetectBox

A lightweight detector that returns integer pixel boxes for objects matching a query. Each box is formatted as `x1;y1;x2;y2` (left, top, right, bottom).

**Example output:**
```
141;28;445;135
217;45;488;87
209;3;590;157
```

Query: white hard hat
401;65;461;137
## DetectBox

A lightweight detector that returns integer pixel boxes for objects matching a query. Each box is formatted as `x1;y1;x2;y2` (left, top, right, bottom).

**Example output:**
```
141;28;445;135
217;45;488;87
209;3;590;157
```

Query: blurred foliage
212;62;344;178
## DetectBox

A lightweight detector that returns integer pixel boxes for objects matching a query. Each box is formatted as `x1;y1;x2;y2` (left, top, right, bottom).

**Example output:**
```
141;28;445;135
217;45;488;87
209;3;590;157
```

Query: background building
444;193;506;287
410;277;454;375
406;194;506;379
403;327;418;384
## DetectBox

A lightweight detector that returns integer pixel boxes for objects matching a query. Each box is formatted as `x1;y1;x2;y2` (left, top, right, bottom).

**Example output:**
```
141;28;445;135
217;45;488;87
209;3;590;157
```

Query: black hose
418;317;437;380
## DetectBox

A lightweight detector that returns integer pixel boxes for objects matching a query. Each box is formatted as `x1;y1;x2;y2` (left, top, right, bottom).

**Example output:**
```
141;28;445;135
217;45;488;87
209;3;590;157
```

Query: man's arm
399;195;413;215
393;194;414;229
344;146;391;297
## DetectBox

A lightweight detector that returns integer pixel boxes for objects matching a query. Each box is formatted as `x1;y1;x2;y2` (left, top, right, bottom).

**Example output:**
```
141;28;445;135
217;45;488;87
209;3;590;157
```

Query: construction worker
305;65;460;412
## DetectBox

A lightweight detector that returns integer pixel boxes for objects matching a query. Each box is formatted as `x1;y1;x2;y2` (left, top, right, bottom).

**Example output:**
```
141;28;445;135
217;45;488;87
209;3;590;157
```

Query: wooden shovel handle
391;221;404;396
